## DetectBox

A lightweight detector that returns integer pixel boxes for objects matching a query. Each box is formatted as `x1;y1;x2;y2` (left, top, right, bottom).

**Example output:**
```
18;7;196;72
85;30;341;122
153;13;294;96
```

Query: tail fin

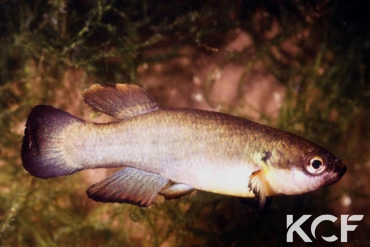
21;105;84;179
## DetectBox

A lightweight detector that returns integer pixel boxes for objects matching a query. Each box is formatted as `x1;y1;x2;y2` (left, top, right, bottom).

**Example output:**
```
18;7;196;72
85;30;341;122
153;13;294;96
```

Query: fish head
263;144;347;196
249;136;347;205
302;150;347;187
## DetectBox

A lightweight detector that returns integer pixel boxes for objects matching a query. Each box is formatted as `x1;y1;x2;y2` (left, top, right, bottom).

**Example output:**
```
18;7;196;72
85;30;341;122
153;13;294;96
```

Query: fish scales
21;83;346;207
62;109;265;197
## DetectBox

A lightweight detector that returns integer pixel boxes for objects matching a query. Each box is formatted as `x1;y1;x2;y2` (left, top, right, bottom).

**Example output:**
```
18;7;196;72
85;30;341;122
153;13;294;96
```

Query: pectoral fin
82;84;159;120
159;183;195;199
86;167;169;207
248;170;272;210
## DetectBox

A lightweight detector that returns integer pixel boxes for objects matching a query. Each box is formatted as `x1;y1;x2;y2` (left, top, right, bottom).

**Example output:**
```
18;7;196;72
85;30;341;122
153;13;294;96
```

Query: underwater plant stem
0;177;32;238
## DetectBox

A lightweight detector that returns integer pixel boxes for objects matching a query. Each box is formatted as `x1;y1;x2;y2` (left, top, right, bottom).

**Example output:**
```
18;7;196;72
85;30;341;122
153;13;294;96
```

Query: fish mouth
325;159;347;186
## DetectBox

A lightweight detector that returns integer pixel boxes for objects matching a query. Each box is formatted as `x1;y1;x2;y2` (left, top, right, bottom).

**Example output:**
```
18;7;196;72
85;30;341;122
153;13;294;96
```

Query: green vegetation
1;1;369;246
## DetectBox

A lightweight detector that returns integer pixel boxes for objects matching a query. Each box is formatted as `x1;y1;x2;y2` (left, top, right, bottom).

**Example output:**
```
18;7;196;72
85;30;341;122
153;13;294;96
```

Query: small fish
21;84;346;208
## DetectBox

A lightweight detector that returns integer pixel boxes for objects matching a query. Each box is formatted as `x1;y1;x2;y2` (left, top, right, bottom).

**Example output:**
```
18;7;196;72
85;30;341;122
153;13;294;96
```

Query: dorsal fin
82;84;160;120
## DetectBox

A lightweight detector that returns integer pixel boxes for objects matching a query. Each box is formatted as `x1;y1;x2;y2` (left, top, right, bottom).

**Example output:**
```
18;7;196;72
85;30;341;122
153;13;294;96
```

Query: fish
21;83;347;208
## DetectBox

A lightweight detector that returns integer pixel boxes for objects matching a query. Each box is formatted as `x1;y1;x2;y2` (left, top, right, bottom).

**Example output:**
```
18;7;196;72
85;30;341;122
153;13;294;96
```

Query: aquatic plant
0;1;369;246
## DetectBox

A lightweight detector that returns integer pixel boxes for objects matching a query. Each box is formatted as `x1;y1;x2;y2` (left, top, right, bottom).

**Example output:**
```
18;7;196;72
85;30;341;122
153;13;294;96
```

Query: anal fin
87;167;169;207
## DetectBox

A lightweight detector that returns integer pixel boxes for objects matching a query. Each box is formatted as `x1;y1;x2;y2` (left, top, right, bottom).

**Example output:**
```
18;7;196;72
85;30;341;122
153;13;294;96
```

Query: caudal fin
21;105;84;179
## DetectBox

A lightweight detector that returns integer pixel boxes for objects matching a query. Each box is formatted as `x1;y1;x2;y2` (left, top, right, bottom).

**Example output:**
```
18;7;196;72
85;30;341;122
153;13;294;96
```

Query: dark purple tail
21;105;84;179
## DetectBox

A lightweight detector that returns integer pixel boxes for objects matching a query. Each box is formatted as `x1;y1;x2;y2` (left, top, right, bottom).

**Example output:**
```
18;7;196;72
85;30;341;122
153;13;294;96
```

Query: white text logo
286;214;363;242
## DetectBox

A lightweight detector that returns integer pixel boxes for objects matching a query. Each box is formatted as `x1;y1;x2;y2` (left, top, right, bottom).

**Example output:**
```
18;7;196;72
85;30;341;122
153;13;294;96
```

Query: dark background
0;1;369;246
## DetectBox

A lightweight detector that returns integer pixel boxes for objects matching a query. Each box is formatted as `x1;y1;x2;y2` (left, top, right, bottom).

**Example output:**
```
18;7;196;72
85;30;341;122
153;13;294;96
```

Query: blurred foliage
0;0;370;246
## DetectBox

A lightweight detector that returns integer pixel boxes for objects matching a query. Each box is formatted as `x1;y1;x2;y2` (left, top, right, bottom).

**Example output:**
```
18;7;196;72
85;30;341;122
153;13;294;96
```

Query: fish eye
306;156;326;175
